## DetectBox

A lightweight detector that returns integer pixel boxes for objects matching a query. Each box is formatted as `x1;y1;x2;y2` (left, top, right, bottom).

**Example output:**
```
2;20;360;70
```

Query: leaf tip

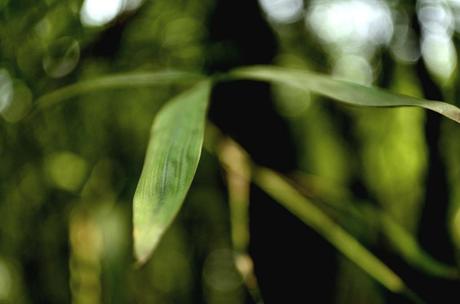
132;226;159;266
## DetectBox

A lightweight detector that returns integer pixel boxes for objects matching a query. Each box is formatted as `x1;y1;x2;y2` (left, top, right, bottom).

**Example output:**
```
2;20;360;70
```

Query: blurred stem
218;139;251;252
252;167;407;293
217;138;262;303
210;133;424;303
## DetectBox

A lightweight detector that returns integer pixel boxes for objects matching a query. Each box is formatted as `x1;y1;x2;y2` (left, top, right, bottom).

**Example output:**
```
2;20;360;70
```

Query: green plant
4;1;460;303
37;64;460;302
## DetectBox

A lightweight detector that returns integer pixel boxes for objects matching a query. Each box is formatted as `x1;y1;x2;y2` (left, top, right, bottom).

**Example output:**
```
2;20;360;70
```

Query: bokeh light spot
422;34;457;81
0;72;32;123
0;81;32;123
0;69;13;114
333;54;373;85
418;0;457;81
0;259;12;301
43;37;80;78
307;0;393;48
259;0;304;23
80;0;124;27
203;249;242;292
46;152;88;192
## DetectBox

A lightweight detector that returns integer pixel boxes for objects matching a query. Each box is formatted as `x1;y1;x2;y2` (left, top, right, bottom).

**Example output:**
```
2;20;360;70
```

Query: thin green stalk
36;71;204;110
252;167;424;303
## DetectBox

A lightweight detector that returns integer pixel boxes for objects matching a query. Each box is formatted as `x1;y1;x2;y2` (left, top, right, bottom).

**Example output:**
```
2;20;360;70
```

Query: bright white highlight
418;0;457;81
390;13;421;63
259;0;304;23
422;33;457;80
80;0;124;27
307;0;393;48
306;0;393;84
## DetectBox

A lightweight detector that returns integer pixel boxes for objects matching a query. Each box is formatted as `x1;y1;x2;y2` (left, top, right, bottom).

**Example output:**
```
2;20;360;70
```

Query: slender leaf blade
231;66;460;124
214;137;424;302
380;212;458;278
133;81;211;264
37;70;204;109
253;167;406;293
291;173;458;278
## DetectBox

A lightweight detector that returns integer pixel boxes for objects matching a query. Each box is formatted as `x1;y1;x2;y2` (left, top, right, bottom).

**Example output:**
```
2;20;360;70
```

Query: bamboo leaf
133;81;211;264
36;71;204;109
291;173;458;278
231;66;460;124
379;212;458;278
213;136;424;302
253;167;408;295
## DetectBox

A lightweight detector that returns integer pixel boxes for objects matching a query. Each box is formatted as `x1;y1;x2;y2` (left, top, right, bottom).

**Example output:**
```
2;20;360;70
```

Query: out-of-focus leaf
231;66;460;124
253;167;410;296
291;172;458;279
379;212;458;279
36;71;204;109
133;81;211;264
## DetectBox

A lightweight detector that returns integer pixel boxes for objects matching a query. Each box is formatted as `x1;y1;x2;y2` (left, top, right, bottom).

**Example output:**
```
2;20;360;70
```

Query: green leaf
379;212;458;278
133;81;211;264
253;167;409;295
36;71;204;109
231;66;460;124
291;173;458;278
